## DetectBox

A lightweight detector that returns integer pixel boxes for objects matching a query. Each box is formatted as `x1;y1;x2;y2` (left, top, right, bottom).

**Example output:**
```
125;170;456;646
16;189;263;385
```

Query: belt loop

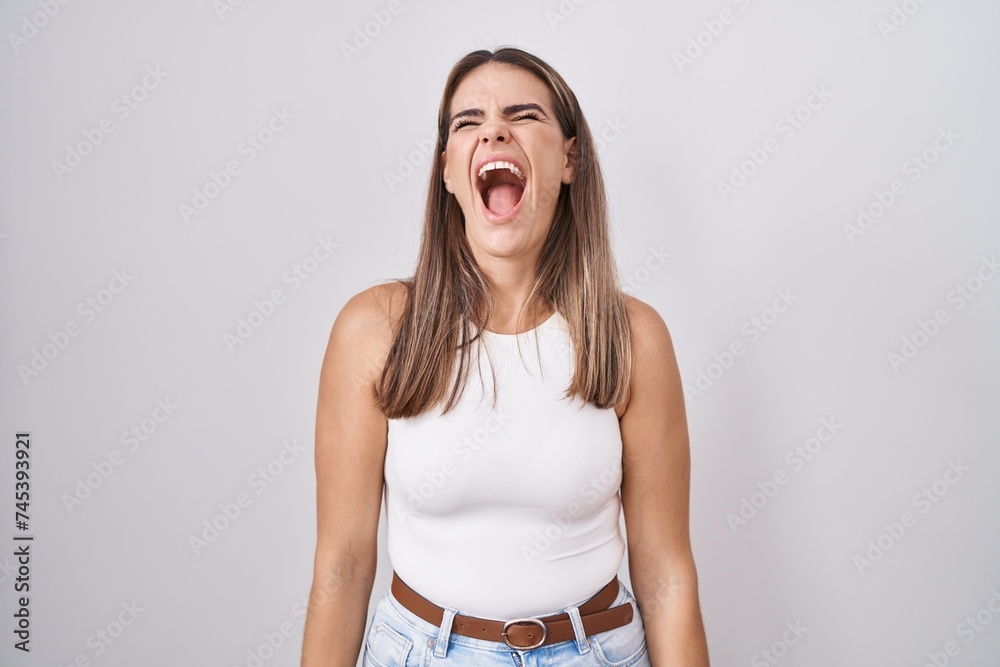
433;606;458;658
565;604;592;655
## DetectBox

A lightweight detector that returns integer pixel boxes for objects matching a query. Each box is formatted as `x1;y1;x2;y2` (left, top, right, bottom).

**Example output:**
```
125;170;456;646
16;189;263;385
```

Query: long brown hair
375;46;631;419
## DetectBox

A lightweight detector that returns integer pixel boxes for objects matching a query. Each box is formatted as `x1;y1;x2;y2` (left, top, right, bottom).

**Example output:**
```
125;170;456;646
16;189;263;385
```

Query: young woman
301;47;710;666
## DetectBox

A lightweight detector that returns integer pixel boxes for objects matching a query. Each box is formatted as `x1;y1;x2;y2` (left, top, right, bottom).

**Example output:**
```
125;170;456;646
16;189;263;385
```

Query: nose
480;119;507;144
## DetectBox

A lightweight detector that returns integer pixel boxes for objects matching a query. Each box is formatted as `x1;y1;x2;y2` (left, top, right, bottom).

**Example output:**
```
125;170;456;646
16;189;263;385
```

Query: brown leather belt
390;571;634;650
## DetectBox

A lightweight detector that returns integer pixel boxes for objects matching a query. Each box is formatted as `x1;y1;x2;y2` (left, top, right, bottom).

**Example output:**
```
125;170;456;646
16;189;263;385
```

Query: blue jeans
362;578;651;666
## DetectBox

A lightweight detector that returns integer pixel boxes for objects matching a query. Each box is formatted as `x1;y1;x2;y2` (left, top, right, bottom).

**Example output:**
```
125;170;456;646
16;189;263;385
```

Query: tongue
485;183;523;217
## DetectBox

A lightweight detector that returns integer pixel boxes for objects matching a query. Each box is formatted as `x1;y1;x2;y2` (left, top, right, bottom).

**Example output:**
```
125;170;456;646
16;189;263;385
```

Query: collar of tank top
481;310;558;336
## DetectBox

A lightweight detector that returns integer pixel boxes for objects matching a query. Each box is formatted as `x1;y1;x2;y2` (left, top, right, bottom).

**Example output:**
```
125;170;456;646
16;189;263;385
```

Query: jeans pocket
588;587;648;667
364;617;414;667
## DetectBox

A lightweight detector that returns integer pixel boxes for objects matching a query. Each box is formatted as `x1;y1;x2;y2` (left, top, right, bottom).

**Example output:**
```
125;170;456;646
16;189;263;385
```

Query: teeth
477;161;524;181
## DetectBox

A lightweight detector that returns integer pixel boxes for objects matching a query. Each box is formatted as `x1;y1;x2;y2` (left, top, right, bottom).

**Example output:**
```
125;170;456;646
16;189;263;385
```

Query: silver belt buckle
501;617;547;649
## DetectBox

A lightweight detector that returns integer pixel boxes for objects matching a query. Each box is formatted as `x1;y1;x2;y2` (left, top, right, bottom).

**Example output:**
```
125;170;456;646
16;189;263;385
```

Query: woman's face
441;63;576;263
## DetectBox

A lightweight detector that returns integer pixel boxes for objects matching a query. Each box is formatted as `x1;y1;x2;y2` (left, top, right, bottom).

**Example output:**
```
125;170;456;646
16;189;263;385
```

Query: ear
441;150;454;193
561;136;577;184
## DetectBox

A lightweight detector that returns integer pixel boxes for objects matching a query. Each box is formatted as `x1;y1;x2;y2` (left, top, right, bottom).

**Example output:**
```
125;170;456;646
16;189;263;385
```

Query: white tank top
383;310;626;619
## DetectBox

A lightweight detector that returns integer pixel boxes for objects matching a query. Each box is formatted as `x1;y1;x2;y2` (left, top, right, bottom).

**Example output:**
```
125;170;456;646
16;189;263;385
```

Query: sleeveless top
383;310;626;619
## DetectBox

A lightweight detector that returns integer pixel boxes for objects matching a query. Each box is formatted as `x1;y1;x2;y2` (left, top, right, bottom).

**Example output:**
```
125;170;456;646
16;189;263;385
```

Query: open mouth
476;160;526;219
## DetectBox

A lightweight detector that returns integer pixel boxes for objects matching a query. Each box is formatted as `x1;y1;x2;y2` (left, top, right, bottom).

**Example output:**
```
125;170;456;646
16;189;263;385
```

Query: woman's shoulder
621;293;670;340
337;281;409;331
615;294;681;419
327;281;409;371
620;293;678;377
612;294;671;418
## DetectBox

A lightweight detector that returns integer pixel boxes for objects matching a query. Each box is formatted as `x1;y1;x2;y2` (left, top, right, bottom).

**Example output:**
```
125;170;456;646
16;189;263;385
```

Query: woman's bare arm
619;296;710;667
300;284;403;666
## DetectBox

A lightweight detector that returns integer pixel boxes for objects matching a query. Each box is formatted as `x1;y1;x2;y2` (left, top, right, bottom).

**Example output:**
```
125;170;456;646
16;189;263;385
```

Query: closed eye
451;111;543;133
452;118;479;131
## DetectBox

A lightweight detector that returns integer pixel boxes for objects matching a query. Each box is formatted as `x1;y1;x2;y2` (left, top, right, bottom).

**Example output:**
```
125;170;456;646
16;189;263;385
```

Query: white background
1;1;998;665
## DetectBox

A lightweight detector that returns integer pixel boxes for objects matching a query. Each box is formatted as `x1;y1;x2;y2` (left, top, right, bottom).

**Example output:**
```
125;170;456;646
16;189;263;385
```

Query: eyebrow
448;103;547;127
